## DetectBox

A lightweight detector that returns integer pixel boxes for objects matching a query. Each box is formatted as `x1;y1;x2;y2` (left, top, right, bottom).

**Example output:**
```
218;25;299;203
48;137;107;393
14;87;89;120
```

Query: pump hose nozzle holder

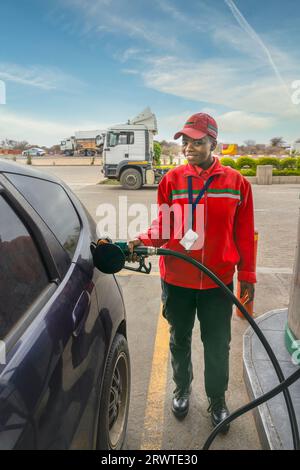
91;239;300;450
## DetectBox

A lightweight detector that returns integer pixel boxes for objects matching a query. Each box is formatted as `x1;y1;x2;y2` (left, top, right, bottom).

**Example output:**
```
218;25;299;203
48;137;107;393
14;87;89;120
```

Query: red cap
174;113;218;140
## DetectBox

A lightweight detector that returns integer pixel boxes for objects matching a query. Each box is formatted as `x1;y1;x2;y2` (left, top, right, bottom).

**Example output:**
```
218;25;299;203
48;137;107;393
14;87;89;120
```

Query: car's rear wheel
96;334;130;450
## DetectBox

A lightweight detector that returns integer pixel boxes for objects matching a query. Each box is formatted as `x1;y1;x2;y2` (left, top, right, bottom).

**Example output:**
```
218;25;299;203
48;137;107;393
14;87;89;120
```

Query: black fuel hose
131;246;300;450
202;365;300;449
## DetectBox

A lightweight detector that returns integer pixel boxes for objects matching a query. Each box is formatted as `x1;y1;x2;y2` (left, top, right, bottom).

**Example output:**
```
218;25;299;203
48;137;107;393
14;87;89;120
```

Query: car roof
0;159;63;185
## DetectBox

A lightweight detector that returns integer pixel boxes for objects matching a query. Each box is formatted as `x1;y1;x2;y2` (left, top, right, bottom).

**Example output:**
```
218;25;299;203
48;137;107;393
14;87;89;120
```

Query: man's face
182;135;213;166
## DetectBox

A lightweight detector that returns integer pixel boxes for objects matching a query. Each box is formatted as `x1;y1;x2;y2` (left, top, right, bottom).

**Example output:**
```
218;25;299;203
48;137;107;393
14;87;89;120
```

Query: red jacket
138;156;257;289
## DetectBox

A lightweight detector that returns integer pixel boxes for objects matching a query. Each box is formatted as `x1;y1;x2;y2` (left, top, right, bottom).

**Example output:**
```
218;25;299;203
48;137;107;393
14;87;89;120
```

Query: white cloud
116;48;144;63
121;68;140;75
62;0;181;50
157;109;276;143
217;111;275;132
62;0;300;118
0;63;83;91
137;55;300;118
0;109;108;146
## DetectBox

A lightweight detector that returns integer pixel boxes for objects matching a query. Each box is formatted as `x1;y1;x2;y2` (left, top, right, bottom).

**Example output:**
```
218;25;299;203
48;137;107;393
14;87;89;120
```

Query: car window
5;174;81;259
0;196;49;339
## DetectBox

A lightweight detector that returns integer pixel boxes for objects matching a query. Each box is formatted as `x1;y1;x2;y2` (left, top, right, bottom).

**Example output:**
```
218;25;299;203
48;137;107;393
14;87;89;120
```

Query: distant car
22;148;46;157
0;161;130;450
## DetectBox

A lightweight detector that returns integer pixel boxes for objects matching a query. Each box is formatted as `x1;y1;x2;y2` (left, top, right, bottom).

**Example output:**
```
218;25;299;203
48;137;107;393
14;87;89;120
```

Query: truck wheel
96;334;131;450
120;168;142;190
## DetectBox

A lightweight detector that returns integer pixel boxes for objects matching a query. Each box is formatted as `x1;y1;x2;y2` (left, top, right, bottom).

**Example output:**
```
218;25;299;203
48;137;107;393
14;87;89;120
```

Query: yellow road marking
140;304;170;450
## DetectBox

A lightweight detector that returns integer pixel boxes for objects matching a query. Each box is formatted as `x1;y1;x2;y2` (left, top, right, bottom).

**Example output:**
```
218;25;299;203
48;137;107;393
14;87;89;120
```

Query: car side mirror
91;242;125;274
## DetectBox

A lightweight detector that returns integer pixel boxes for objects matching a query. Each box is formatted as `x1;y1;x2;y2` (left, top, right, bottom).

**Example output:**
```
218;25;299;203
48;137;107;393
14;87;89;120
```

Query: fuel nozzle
91;239;152;274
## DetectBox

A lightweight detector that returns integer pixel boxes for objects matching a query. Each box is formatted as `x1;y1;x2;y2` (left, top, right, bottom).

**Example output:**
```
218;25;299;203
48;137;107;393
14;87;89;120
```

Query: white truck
60;130;105;156
60;136;76;156
291;139;300;155
102;108;161;189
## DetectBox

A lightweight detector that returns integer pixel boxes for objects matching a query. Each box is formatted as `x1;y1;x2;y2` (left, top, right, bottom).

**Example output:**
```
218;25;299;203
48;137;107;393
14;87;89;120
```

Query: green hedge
256;157;280;169
273;169;300;176
240;169;256;176
219;157;300;177
236;156;257;170
220;157;237;169
279;157;297;170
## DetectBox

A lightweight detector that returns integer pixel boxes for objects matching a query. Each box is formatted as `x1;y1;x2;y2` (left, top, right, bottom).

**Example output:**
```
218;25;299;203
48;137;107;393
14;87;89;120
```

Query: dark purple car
0;161;130;450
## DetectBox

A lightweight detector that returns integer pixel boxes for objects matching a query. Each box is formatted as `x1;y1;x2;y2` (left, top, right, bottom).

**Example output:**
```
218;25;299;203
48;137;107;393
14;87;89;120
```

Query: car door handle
72;291;91;337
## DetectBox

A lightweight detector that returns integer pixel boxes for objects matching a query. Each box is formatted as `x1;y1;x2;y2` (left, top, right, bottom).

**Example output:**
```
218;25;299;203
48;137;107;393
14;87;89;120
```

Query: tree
14;141;29;151
270;137;284;147
0;139;29;151
153;141;162;166
48;144;61;154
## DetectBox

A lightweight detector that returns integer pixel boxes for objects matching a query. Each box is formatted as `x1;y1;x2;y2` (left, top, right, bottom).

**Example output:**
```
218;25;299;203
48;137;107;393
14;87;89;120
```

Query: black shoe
207;396;230;434
171;388;191;419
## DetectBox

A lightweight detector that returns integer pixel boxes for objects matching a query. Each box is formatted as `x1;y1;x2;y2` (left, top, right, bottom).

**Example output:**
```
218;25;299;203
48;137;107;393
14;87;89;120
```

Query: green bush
153;141;162;166
220;157;236;169
297;157;300;170
256;157;280;169
240;169;256;177
273;169;300;176
279;157;297;170
236;156;257;170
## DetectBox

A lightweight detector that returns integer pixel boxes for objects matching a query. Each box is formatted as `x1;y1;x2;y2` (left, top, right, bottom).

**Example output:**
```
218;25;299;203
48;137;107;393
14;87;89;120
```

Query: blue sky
1;0;300;146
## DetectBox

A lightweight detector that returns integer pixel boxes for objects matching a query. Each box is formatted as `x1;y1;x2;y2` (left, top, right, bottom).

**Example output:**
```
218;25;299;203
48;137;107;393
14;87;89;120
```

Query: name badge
179;229;199;250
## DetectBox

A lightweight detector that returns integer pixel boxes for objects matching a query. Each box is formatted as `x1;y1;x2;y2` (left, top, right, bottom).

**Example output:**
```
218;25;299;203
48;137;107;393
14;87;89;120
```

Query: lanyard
187;175;214;230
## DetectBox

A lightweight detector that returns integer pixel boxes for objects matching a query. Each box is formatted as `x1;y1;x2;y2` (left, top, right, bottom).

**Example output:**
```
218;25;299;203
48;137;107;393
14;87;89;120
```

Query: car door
0;174;107;449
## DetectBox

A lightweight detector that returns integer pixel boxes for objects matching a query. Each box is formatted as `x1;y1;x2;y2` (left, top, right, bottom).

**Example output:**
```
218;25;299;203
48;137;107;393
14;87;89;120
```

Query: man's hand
240;281;255;305
127;238;144;263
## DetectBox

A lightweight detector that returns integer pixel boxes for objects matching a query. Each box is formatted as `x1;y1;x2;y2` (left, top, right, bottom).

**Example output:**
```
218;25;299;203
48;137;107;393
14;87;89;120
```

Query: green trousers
161;279;234;399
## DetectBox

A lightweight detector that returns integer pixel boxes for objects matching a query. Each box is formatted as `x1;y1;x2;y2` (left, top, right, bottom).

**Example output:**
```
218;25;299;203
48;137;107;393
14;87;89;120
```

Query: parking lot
40;165;299;450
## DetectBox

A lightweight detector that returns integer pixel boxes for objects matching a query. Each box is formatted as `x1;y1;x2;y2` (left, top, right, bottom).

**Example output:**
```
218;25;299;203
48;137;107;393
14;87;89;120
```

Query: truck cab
60;137;75;156
103;108;158;189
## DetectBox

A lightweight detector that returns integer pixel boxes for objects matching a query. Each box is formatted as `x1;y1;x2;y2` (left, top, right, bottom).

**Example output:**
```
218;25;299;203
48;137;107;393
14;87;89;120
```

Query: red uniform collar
183;156;225;178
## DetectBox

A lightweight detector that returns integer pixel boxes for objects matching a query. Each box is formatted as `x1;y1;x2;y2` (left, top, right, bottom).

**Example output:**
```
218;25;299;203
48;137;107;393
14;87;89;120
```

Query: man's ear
210;140;217;152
